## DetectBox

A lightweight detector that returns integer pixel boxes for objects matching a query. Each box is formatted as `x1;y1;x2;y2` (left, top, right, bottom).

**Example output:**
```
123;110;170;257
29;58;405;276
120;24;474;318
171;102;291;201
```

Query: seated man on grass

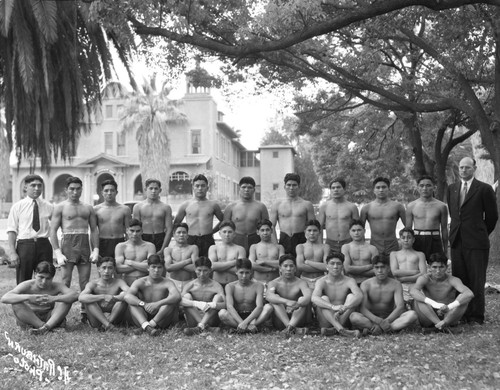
164;222;199;293
181;257;226;335
350;255;417;335
249;219;284;285
219;258;271;333
411;252;473;332
266;255;311;336
79;256;129;332
312;252;363;338
1;261;78;335
390;228;427;307
124;255;181;336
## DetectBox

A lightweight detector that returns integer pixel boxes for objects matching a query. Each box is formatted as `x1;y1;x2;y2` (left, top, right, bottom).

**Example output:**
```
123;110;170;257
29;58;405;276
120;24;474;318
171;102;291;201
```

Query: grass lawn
1;263;500;390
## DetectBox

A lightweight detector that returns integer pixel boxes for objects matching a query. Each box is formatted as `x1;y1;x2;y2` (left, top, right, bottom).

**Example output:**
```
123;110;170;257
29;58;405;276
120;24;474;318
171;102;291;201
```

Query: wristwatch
139;301;145;307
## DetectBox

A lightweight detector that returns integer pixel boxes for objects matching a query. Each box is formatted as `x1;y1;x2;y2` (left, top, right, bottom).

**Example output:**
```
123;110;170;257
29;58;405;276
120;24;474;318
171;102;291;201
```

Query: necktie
460;181;468;206
32;199;40;232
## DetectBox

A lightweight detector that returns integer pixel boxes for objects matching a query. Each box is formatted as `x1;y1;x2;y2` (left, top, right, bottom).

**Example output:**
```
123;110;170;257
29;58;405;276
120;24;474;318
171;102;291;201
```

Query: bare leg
12;303;45;328
45;302;72;329
129;306;149;327
219;309;239;328
61;263;75;287
271;303;291;329
85;303;109;328
414;300;440;327
436;305;468;330
390;310;418;331
108;302;127;325
254;304;274;327
350;312;374;331
77;263;91;292
153;304;178;329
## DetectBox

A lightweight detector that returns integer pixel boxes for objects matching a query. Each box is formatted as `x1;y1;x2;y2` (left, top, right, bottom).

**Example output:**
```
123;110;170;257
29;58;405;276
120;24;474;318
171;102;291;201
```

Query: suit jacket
446;178;498;249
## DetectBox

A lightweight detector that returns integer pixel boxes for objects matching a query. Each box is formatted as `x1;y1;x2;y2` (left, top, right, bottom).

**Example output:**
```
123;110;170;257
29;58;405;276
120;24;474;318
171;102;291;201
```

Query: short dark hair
257;219;273;230
326;252;345;263
145;179;161;188
399;227;415;238
148;254;165;266
101;179;118;190
129;218;142;228
219;220;236;231
349;219;365;229
236;258;252;270
372;254;390;266
372;177;390;188
284;173;300;185
428;252;448;266
329;178;346;189
66;176;82;188
35;261;56;277
192;174;208;184
305;219;321;230
239;177;256;187
173;222;189;233
416;175;435;184
279;254;296;266
24;174;44;185
97;256;116;268
195;256;212;268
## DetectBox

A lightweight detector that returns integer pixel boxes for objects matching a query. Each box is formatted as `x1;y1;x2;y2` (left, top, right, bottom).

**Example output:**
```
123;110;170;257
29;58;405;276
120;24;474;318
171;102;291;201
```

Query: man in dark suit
446;157;498;324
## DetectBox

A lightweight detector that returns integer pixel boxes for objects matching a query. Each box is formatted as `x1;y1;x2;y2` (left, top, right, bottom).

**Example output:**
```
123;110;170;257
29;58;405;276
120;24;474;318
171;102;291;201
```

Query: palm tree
0;0;135;169
119;76;187;194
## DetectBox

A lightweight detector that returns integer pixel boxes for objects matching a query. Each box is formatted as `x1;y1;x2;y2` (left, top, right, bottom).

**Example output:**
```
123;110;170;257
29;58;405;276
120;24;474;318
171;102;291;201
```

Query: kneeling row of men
1;248;474;337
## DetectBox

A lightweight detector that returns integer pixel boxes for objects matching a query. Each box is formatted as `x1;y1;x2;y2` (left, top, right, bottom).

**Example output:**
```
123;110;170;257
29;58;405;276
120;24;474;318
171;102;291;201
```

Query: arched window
169;172;192;195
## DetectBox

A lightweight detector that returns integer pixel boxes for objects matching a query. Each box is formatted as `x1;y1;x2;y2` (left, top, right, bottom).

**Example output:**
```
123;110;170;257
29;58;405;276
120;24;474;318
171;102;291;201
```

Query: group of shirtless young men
2;172;474;337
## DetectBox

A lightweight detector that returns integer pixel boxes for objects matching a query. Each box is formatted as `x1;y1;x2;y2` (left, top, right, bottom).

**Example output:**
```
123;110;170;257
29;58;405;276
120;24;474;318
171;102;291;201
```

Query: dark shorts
142;232;166;252
369;238;399;256
413;230;443;260
61;234;90;264
188;234;215;257
326;238;352;254
99;237;125;258
238;311;253;320
279;232;306;257
233;233;260;256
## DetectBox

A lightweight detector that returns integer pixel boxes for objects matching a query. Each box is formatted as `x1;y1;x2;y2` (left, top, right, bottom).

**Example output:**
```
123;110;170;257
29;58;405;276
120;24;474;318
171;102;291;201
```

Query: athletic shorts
171;278;192;294
99;237;125;258
279;232;306;257
142;232;166;253
238;311;253;320
369;238;400;256
326;238;352;254
300;274;324;290
61;234;90;264
187;234;215;257
413;231;443;261
233;232;260;256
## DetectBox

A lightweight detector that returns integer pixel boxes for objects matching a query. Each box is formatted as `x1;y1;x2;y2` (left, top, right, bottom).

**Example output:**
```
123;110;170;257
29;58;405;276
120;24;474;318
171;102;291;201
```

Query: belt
17;237;49;243
414;230;440;236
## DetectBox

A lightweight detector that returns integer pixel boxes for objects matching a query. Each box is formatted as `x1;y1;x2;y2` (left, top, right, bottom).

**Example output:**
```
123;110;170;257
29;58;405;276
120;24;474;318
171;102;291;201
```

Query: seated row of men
1;247;473;336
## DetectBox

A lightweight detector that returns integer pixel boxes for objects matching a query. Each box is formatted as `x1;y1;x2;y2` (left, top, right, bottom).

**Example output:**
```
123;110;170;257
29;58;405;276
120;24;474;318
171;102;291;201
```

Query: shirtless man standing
249;219;284;284
94;179;130;258
164;223;199;293
318;178;359;253
133;179;173;255
219;259;271;333
79;256;129;331
208;221;246;287
270;173;316;257
406;175;448;259
115;219;156;286
360;177;406;255
390;228;427;305
342;220;378;284
312;253;363;337
411;252;473;331
174;174;224;257
181;257;226;335
50;176;99;322
266;255;312;335
1;261;78;334
350;255;418;335
296;220;330;290
224;177;269;256
124;255;181;336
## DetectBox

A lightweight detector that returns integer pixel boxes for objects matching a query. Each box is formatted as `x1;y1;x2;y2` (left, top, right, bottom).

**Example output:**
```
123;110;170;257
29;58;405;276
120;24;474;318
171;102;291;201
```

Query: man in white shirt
7;174;54;284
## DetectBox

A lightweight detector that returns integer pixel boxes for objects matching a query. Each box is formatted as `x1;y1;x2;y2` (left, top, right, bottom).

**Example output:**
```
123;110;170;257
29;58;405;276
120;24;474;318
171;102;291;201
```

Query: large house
11;77;295;211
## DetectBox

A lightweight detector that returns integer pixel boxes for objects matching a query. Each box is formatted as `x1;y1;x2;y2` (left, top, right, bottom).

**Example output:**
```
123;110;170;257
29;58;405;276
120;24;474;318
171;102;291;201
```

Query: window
117;132;126;156
215;131;219;157
170;172;190;181
191;130;201;154
105;105;113;118
104;132;113;154
273;183;279;191
273;151;279;158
